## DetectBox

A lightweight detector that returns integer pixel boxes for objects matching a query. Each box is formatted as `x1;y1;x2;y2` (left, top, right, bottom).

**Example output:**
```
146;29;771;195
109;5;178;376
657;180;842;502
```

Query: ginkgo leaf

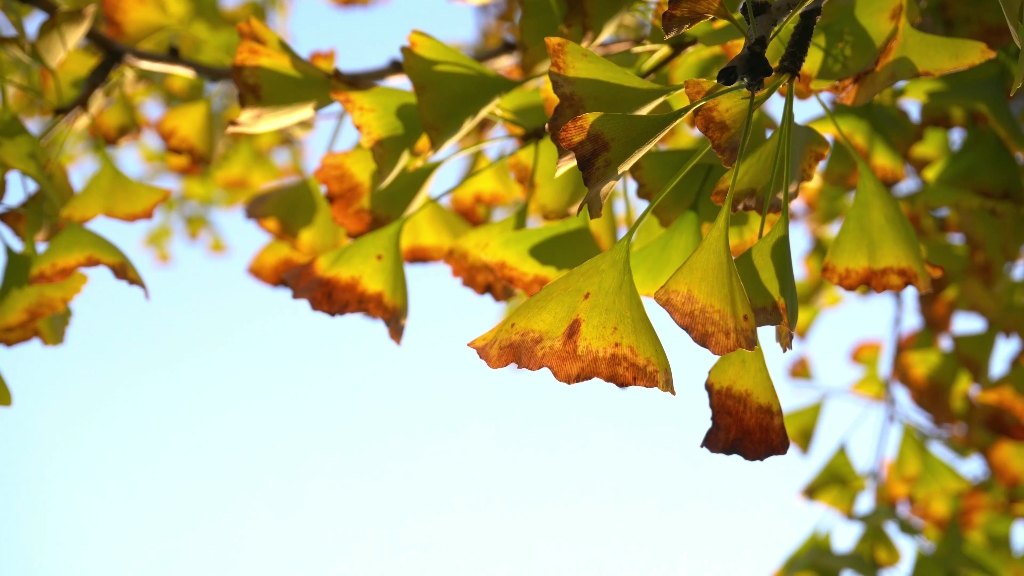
0;248;86;335
822;158;930;294
854;523;901;568
90;89;143;145
686;79;772;168
925;126;1024;203
479;216;601;296
510;139;588;220
559;107;689;218
211;137;284;201
284;219;407;343
546;37;676;152
61;156;170;223
712;124;830;213
30;223;146;294
334;86;424;188
631;147;725;227
444;216;519;301
809;103;915;187
631;210;701;297
784;402;821;452
702;344;789;461
101;0;176;45
0;371;9;406
794;0;901;89
248;239;314;288
245;178;345;256
655;189;757;356
519;0;567;73
35;5;96;69
0;111;73;204
400;201;471;263
450;155;523;225
402;31;518;153
0;308;70;347
803;446;865;516
835;1;997;106
156;99;214;174
497;85;550;136
470;240;673;393
232;16;339;110
735;212;798;344
316;146;377;236
662;0;737;39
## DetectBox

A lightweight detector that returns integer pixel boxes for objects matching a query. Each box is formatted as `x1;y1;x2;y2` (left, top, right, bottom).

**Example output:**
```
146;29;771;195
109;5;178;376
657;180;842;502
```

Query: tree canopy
1;0;1023;572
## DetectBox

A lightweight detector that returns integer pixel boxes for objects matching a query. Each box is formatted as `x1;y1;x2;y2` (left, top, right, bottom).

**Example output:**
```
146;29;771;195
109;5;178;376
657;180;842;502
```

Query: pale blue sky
1;2;1019;574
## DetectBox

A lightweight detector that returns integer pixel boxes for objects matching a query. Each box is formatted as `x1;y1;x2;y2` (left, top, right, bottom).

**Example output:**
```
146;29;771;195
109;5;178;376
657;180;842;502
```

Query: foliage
1;0;1023;571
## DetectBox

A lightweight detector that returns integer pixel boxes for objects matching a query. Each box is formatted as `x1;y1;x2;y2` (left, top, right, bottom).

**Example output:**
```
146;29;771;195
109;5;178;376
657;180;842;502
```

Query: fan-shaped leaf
334;86;424;188
631;210;701;297
0;248;86;335
61;157;170;223
803;446;865;515
156;99;214;174
248;239;314;288
784;402;821;453
30;223;146;294
444;216;519;301
400;201;470;263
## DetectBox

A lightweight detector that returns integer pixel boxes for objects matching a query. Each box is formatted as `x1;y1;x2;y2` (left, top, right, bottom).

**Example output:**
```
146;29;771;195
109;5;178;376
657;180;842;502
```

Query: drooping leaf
835;1;997;106
0;248;86;336
245;178;345;256
784;402;822;452
450;155;523;225
631;147;726;227
662;0;737;39
702;344;789;461
284;219;407;343
631;210;701;297
334;86;424;188
686;79;770;168
510;139;588;220
655;189;757;356
712;124;830;213
444;216;519;301
60;156;170;223
808;102;915;187
735;224;798;350
156;99;214;174
803;446;865;516
400;201;471;263
248;239;314;288
402;30;518;153
30;223;146;294
470;240;673;393
822;158;930;294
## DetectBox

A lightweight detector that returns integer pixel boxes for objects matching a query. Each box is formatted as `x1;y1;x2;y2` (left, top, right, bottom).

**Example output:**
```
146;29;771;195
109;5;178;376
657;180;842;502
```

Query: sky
1;2;1021;575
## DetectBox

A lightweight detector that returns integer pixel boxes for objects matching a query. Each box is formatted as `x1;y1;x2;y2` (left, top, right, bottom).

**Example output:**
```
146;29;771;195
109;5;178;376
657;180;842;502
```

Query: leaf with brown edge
0;248;86;335
803;446;865;516
156;99;214;174
559;107;689;218
232;16;339;110
546;37;676;154
101;0;175;45
400;201;470;263
0;308;71;347
402;30;518;153
60;156;170;223
784;401;821;453
248;239;314;288
809;103;915;187
284;219;407;343
470;240;673;393
510;140;588;220
479;216;602;296
30;224;146;295
835;2;997;107
316;146;376;236
822;158;930;294
702;344;789;461
632;147;725;227
450;155;523;225
986;439;1024;488
631;210;701;297
0;371;9;406
444;216;519;301
245;178;345;256
712;124;830;214
334;86;424;188
211;138;284;202
734;210;798;349
662;0;738;39
655;189;757;356
685;79;775;168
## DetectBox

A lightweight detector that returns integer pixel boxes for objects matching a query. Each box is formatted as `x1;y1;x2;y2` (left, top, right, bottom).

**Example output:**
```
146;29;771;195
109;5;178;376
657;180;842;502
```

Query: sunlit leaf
854;523;900;568
402;30;518;153
808;102;915;187
61;156;170;223
445;216;519;301
35;5;96;69
90;89;143;145
631;147;725;227
631;210;701;297
662;0;737;39
0;248;86;335
248;239;314;288
686;79;769;168
30;223;146;294
803;446;865;516
735;215;798;348
450;155;523;225
285;219;407;343
400;201;471;263
245;178;345;256
315;146;376;236
334;86;424;188
702;345;789;460
784;402;821;453
470;240;673;393
510;139;588;220
156;99;214;174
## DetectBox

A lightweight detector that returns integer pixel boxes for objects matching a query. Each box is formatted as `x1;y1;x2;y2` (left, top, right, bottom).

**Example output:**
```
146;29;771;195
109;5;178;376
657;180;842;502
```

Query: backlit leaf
510;139;588;220
784;402;821;452
156;99;214;174
450;155;522;225
631;147;725;227
35;5;96;69
30;223;146;294
316;146;376;236
0;248;86;335
808;102;915;187
470;240;673;393
248;239;314;288
444;216;519;301
631;210;701;297
334;86;424;188
400;201;471;263
686;78;770;168
61;157;170;223
735;214;798;347
245;178;345;256
803;446;865;516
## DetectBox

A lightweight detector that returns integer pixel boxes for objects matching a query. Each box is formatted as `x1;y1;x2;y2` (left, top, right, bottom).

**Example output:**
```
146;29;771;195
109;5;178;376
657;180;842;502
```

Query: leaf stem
813;92;857;155
768;0;816;43
624;140;711;241
721;90;759;213
757;78;795;239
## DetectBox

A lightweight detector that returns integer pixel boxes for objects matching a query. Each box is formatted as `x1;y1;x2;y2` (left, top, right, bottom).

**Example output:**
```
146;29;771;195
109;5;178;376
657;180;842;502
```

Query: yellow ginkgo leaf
702;345;789;461
631;210;701;297
248;239;315;288
444;216;519;301
470;240;673;393
400;201;471;263
316;146;377;236
156;99;214;174
285;219;407;343
60;157;170;223
450;155;523;225
29;223;146;294
334;86;424;188
0;248;86;335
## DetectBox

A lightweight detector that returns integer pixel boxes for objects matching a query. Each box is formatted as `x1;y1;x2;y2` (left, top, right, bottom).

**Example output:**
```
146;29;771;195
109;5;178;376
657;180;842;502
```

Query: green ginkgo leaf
402;31;518;153
334;86;424;188
0;111;73;205
470;239;673;393
784;401;822;453
285;219;407;343
519;0;567;73
631;147;725;227
30;223;146;295
854;523;901;568
511;139;588;220
735;211;798;344
0;371;9;406
400;201;471;263
924;126;1024;203
702;344;789;461
245;178;345;256
631;210;701;297
803;446;865;516
795;0;902;89
835;0;996;106
61;156;170;223
822;157;930;294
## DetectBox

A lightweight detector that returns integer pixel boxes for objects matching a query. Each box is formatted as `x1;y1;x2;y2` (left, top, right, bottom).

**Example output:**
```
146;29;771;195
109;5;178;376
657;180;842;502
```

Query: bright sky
1;2;1020;575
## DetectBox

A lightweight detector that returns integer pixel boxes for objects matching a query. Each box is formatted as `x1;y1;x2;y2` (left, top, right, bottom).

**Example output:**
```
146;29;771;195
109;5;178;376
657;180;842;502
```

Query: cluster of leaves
1;0;1023;571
